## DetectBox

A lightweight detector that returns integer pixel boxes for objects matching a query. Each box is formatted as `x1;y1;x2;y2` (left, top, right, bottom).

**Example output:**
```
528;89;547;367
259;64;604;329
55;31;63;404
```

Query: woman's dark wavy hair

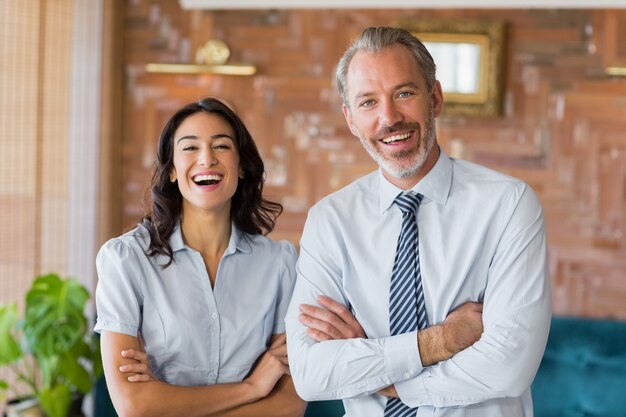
144;97;283;267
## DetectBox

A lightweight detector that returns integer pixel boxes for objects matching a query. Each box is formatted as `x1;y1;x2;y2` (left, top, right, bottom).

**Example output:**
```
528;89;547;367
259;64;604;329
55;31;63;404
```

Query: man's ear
431;80;444;118
342;103;359;137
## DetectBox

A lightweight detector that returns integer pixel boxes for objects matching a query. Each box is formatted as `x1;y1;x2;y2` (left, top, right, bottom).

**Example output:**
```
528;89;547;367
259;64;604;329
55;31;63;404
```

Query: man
285;26;551;416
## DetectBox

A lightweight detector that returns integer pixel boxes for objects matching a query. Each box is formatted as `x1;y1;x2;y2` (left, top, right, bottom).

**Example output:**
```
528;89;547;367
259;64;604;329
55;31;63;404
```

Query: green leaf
58;351;91;394
0;379;6;403
38;384;72;417
70;339;90;359
92;338;103;378
37;354;60;390
0;304;23;365
23;274;89;357
75;334;104;380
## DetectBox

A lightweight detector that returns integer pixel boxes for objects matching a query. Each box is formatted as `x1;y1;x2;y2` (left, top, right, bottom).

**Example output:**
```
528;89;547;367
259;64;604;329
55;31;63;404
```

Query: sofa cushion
531;316;626;417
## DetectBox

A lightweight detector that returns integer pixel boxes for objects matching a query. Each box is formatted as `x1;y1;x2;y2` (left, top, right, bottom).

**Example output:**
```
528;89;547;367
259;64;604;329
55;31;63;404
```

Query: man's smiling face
342;44;443;189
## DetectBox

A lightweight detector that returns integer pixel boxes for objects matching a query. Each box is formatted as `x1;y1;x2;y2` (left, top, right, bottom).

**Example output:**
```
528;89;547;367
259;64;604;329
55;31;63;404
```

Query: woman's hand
243;333;290;399
119;348;157;382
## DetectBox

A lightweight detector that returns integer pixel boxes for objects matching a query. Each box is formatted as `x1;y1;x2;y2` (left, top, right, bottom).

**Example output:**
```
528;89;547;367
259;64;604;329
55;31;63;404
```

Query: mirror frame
398;19;507;117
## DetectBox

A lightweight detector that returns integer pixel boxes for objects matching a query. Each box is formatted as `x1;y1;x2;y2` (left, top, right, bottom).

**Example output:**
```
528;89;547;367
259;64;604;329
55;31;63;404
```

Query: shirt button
211;313;218;319
404;371;411;378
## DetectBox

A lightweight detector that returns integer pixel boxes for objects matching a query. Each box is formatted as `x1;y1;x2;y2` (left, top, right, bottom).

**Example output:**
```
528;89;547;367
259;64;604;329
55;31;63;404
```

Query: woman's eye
214;144;231;150
182;146;196;151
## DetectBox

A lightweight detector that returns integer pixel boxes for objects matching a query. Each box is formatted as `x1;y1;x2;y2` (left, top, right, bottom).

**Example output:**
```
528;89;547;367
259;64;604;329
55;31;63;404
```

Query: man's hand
299;295;366;341
441;302;484;355
378;385;399;398
419;301;483;366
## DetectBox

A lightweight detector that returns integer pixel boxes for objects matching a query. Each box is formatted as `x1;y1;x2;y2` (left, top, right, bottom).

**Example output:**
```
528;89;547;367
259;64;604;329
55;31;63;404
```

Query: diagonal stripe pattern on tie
384;192;427;417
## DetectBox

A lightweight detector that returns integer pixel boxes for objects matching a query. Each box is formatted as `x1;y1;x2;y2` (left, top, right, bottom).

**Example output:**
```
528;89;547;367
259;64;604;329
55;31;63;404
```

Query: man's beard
357;107;436;180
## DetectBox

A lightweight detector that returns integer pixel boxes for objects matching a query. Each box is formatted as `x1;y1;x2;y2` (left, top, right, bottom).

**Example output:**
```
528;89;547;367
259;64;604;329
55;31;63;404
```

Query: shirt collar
378;146;453;214
169;220;186;252
228;222;252;254
169;219;252;254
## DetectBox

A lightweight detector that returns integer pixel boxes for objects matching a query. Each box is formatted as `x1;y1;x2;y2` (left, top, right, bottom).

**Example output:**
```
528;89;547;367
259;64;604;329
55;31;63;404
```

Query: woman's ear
239;168;245;179
170;169;177;183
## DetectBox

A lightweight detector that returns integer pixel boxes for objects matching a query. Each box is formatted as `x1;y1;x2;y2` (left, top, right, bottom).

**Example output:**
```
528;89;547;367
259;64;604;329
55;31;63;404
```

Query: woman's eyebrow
176;135;198;144
176;133;233;144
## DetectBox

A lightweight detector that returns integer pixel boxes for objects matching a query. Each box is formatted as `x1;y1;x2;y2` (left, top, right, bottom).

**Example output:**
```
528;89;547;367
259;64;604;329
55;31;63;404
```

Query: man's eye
360;99;375;108
398;91;413;98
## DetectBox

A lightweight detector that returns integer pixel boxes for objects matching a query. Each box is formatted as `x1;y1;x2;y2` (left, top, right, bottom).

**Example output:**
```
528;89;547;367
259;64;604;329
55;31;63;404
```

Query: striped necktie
384;192;427;417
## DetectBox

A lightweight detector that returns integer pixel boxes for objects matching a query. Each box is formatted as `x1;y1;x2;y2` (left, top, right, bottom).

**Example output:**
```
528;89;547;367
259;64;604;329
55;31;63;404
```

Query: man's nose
379;99;403;127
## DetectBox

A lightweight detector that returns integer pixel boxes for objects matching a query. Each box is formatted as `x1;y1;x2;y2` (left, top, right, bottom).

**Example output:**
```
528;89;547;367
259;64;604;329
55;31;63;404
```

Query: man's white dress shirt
286;148;551;416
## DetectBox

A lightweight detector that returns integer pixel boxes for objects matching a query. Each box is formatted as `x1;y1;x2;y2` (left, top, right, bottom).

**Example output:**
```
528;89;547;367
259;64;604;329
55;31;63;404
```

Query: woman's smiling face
170;111;242;216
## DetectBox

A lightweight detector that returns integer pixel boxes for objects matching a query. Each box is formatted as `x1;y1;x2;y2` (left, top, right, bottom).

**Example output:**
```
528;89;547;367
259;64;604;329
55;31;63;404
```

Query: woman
94;98;306;417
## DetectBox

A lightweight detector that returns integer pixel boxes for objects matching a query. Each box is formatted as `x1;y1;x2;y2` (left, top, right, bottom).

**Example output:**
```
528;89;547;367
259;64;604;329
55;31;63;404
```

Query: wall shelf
606;67;626;77
145;63;257;76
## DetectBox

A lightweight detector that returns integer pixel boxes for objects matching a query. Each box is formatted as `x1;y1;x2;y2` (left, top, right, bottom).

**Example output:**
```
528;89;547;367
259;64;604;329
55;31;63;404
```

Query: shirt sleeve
395;182;552;407
271;241;298;334
285;204;424;402
93;237;144;337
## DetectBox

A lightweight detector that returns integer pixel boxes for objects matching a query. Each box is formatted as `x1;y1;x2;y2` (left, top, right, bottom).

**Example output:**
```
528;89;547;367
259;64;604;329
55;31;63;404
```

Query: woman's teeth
193;174;222;185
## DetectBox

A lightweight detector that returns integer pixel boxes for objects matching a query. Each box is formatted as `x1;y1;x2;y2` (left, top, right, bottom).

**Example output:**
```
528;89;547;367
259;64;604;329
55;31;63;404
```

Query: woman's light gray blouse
94;222;297;386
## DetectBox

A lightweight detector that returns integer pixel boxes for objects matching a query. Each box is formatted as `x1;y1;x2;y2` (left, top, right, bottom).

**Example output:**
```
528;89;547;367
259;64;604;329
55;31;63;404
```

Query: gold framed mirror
398;20;507;117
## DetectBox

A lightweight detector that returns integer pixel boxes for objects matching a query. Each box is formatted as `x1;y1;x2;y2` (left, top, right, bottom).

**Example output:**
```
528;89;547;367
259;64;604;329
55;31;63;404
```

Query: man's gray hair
336;26;437;107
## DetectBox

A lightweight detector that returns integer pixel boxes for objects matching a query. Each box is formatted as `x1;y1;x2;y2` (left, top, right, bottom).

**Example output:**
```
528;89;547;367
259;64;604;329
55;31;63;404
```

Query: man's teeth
382;132;411;143
193;174;222;185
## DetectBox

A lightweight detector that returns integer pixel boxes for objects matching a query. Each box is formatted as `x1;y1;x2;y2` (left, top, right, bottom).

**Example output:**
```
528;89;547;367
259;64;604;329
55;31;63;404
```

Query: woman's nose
198;149;217;167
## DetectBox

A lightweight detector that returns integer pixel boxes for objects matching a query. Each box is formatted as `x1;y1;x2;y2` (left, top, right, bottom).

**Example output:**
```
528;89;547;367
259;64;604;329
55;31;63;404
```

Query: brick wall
118;4;626;319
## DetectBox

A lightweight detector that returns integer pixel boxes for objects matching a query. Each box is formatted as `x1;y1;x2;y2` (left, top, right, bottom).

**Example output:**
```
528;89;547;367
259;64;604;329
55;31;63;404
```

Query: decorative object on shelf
398;19;507;117
146;39;256;76
196;39;231;65
0;274;103;417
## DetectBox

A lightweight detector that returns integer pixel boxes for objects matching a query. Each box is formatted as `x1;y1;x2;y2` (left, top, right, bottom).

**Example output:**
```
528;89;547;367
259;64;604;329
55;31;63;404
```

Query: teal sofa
304;316;626;417
531;316;626;417
93;317;626;417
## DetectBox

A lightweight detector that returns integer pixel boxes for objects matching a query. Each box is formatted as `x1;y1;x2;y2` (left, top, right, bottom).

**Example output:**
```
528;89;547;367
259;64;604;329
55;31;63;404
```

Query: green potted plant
0;273;103;417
